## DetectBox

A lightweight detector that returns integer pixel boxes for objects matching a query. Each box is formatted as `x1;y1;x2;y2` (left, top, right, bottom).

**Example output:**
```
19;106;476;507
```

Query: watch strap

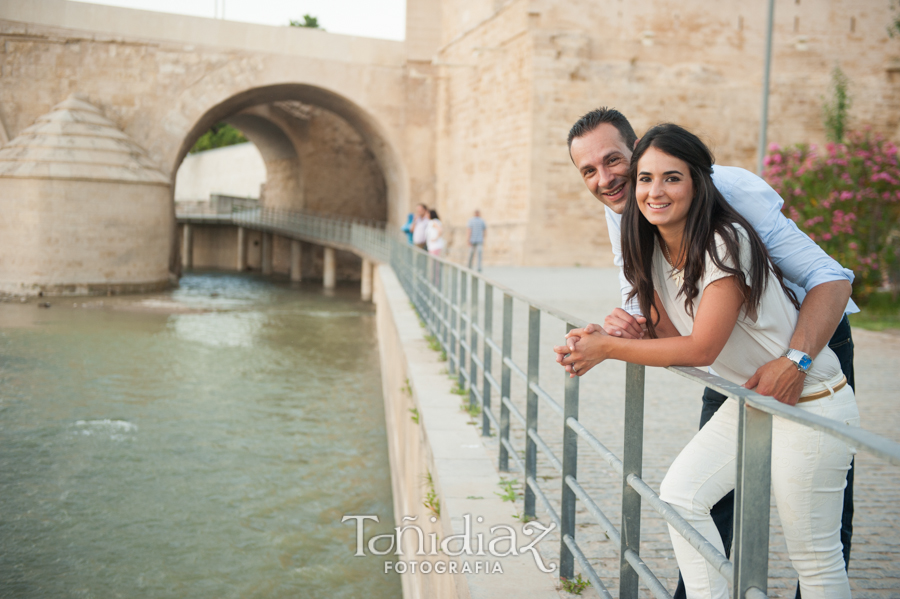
781;348;812;373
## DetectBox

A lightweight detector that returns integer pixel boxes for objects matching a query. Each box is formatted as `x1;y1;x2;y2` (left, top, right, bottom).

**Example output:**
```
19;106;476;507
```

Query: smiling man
557;107;859;599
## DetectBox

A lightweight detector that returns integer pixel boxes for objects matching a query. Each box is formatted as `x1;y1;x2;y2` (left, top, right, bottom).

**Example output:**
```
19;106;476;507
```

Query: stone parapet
374;264;565;598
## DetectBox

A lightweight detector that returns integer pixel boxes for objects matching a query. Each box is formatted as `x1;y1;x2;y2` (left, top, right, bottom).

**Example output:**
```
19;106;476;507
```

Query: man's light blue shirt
605;164;859;315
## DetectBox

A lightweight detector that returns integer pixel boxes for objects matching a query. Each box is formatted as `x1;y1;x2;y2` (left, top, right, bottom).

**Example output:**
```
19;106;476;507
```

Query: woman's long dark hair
621;124;799;338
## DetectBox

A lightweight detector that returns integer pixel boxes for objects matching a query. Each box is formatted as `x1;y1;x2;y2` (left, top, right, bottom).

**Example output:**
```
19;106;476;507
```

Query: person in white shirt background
425;209;444;256
554;108;857;599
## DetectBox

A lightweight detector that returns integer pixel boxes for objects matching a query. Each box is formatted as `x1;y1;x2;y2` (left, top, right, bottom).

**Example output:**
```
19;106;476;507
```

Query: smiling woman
587;123;858;599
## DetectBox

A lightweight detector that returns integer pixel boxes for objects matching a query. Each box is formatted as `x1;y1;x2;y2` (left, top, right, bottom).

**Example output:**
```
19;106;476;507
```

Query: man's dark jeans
673;315;855;599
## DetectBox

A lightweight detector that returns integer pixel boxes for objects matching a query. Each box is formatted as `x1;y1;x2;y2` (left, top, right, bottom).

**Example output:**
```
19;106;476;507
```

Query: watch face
799;355;812;371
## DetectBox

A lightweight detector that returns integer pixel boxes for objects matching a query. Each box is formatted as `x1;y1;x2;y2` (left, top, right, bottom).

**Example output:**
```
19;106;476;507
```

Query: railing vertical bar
469;275;479;409
458;272;468;391
481;283;494;437
440;258;449;358
559;321;580;580
619;363;646;599
733;402;773;599
449;267;459;375
524;306;540;519
499;293;513;472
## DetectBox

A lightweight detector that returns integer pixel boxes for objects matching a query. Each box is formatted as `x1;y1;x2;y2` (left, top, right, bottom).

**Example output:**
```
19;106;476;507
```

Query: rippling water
0;274;400;598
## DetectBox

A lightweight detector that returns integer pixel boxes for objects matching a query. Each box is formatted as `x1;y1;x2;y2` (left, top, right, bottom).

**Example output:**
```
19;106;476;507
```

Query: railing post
412;250;420;313
559;322;580;580
182;223;193;269
441;260;450;357
619;363;645;599
524;306;540;519
449;267;458;376
481;283;493;437
417;252;425;313
468;275;479;410
498;293;513;472
261;232;273;275
733;401;772;598
458;272;468;391
236;226;246;272
425;255;434;329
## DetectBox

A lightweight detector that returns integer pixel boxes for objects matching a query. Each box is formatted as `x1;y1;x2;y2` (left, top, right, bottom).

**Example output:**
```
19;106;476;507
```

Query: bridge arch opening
174;84;402;280
174;84;406;224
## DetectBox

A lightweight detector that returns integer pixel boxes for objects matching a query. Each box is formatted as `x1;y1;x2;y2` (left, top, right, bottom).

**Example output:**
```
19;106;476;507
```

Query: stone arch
171;84;407;224
222;112;301;209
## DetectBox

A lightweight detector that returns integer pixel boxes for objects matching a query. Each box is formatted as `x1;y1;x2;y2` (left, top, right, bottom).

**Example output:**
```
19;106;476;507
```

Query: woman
425;209;445;256
564;124;857;598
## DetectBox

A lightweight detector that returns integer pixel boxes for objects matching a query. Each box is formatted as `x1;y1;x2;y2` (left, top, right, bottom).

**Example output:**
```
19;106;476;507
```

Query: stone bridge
0;0;438;293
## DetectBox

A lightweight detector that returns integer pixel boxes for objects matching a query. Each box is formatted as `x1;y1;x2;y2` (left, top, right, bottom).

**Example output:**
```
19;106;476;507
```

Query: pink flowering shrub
763;130;900;301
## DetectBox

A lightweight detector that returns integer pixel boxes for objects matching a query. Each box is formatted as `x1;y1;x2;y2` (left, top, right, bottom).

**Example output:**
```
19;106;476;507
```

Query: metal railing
173;207;900;598
175;206;391;261
385;233;900;599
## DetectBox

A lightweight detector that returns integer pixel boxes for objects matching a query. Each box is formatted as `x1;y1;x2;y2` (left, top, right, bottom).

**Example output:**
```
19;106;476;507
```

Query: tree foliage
289;14;322;29
764;131;900;300
889;0;900;37
189;124;248;154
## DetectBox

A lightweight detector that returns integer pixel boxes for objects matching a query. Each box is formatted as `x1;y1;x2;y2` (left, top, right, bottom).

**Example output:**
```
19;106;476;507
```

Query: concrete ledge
374;264;563;599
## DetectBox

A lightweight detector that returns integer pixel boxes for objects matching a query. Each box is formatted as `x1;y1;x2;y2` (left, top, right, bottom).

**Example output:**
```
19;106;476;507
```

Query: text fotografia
342;514;558;574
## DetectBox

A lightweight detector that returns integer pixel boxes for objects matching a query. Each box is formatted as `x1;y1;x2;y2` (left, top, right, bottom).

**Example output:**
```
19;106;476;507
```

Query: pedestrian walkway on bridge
481;266;900;599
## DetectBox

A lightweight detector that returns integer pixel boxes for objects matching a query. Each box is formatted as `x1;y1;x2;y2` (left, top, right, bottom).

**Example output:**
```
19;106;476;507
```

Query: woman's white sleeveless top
651;225;841;392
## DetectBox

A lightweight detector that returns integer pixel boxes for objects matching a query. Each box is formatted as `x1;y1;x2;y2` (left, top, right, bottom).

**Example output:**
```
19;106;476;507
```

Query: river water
0;273;400;598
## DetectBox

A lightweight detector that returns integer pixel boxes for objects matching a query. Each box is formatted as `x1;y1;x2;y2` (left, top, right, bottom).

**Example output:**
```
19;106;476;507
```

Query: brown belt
797;376;848;403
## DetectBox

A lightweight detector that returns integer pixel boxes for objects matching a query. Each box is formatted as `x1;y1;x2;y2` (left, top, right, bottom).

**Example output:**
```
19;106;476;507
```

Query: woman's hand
553;326;611;378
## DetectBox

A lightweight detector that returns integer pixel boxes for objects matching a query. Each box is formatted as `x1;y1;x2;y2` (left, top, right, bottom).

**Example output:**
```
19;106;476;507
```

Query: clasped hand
554;310;806;403
553;308;647;378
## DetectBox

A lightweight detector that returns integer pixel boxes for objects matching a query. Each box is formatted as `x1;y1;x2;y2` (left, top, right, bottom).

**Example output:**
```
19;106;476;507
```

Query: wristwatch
781;348;813;374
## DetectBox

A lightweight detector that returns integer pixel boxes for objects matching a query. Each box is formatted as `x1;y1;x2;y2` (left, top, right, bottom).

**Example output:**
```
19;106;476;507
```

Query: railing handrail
173;206;900;598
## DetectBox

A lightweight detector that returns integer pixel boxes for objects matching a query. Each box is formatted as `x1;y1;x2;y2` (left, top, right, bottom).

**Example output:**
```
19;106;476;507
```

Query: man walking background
467;209;486;272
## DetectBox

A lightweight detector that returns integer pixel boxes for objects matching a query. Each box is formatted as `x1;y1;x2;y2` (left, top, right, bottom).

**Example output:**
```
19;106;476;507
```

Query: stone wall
434;1;535;266
433;0;900;266
299;106;388;221
174;143;266;202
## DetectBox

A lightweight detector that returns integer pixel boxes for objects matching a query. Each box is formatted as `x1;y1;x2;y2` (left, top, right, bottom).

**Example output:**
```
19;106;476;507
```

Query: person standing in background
467;209;486;272
411;203;429;250
402;213;414;244
425;209;445;256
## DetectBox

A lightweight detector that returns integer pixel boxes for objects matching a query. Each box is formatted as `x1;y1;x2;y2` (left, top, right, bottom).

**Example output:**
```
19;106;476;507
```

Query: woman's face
634;146;694;233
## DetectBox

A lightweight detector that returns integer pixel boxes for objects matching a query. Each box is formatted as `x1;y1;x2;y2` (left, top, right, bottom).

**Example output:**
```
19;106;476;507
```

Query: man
554;108;857;599
467;209;487;271
411;203;429;250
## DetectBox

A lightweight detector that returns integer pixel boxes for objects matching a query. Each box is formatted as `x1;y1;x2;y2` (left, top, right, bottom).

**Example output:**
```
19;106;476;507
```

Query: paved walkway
469;266;900;599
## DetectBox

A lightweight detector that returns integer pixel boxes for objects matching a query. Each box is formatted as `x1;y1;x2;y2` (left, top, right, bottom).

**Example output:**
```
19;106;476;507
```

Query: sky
73;0;407;41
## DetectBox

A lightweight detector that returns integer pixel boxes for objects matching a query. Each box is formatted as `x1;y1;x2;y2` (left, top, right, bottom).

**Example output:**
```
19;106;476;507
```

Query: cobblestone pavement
447;266;900;598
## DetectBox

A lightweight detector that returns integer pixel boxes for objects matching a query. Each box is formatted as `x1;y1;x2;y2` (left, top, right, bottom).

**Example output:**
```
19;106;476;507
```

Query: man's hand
743;357;806;405
553;326;610;378
603;308;646;339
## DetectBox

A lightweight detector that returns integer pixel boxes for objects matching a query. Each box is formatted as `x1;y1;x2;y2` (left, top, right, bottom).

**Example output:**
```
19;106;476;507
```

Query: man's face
569;123;633;214
416;205;427;218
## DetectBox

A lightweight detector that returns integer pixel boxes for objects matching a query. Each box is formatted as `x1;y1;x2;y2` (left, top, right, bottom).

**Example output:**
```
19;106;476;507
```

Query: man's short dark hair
567;107;638;150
